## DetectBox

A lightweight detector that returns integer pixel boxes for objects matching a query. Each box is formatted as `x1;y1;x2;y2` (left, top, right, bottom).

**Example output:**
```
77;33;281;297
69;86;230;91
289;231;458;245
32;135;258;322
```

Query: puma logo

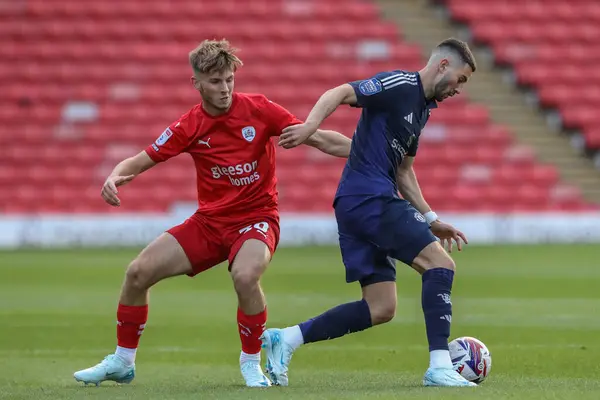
198;138;211;148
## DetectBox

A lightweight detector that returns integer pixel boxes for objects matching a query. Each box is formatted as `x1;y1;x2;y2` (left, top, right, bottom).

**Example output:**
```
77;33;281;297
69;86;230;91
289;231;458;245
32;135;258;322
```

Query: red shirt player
73;40;351;388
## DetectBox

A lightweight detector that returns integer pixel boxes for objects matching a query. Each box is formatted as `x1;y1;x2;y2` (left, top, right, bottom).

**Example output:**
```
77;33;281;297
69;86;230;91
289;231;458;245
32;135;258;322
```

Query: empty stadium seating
442;0;600;154
1;0;594;213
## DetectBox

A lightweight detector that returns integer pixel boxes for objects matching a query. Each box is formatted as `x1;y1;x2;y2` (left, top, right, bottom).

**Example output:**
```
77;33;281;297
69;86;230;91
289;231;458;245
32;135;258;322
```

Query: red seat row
443;0;600;151
1;0;590;213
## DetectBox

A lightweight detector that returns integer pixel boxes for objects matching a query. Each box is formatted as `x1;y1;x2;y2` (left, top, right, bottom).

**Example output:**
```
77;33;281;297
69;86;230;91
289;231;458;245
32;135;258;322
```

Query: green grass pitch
0;244;599;399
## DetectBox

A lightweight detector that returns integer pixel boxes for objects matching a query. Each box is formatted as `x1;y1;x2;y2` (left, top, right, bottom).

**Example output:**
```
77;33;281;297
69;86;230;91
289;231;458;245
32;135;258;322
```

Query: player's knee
362;281;396;325
413;242;456;273
231;261;266;293
365;294;396;325
124;258;153;291
369;301;396;325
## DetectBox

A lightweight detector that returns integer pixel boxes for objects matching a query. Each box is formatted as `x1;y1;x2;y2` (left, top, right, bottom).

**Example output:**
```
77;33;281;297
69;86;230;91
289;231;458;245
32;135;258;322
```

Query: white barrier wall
0;206;599;248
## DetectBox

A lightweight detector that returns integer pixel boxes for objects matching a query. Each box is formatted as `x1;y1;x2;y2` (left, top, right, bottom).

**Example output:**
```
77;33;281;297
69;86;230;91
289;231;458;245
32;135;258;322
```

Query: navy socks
299;299;372;344
422;268;454;351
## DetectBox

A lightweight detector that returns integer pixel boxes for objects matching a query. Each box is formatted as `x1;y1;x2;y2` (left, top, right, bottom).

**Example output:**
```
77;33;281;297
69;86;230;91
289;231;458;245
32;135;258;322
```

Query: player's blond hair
188;39;243;75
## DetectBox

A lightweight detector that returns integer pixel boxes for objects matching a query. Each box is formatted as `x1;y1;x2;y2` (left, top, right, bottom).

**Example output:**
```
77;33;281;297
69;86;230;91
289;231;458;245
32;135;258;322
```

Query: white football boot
260;328;295;386
240;359;272;387
74;354;135;386
423;367;477;387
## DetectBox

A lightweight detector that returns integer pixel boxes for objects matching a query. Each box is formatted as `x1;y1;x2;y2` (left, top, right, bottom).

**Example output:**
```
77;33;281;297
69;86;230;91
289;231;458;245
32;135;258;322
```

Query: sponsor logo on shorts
414;212;426;223
211;160;260;187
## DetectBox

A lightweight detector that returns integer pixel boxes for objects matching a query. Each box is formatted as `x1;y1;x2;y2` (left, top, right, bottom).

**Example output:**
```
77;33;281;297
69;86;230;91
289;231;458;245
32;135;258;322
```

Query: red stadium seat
445;0;600;156
2;0;588;213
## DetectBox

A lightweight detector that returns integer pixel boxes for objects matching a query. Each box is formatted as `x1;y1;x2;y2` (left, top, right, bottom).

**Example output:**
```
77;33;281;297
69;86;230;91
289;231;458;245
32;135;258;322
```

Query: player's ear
191;76;201;91
438;59;449;73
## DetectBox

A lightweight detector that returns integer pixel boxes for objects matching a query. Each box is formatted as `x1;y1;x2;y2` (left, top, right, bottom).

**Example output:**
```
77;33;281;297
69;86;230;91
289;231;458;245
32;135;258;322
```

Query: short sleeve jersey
145;92;302;217
335;70;438;200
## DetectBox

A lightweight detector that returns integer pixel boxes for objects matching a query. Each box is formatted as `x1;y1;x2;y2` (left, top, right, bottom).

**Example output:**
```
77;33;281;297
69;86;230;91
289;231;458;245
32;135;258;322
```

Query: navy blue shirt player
334;70;440;284
261;38;478;388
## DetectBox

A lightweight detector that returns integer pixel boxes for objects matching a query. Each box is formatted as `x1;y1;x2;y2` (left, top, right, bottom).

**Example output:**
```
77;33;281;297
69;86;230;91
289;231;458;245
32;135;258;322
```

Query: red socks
117;304;148;349
116;304;264;356
237;307;267;354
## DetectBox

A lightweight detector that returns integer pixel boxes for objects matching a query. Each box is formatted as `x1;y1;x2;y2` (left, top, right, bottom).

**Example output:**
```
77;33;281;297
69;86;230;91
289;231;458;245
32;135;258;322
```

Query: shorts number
239;221;270;235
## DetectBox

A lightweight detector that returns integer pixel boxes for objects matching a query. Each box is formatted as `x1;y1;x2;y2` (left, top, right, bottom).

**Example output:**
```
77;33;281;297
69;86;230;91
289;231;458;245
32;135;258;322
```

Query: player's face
432;60;473;102
192;69;235;113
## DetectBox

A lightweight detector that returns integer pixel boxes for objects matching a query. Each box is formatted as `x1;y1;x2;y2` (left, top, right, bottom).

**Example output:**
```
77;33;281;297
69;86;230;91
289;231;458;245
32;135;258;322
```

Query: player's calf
230;239;273;387
74;233;193;385
412;242;458;372
262;281;396;386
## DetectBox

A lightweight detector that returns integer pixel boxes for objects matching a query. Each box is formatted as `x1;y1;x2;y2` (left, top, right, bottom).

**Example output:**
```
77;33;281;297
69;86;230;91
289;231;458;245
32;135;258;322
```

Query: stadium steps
374;0;600;204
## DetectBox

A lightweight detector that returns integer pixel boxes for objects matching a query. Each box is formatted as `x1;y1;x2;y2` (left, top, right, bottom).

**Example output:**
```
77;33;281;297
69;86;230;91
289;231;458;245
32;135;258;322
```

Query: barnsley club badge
242;126;256;142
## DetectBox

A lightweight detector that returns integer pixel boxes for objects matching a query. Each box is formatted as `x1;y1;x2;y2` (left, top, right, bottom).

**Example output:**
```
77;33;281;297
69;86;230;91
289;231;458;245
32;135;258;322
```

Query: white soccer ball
449;336;492;384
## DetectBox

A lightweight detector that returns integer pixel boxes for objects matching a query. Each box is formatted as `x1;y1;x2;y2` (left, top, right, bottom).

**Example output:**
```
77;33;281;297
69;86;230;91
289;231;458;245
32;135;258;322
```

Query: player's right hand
101;175;135;206
430;220;468;253
278;123;318;148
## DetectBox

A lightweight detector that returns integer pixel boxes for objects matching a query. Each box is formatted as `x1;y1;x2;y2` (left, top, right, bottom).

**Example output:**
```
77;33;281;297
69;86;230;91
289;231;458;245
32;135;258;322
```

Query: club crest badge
242;126;256;142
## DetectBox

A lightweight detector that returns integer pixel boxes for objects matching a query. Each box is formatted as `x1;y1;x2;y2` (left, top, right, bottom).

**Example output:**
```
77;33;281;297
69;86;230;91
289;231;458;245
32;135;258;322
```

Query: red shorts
167;211;280;276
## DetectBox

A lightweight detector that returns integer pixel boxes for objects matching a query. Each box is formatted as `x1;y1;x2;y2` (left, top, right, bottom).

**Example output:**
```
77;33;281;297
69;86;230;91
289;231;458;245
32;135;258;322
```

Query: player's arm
101;152;156;206
102;111;194;207
261;95;352;157
396;156;436;220
303;84;358;129
304;129;352;158
280;71;409;148
278;84;357;148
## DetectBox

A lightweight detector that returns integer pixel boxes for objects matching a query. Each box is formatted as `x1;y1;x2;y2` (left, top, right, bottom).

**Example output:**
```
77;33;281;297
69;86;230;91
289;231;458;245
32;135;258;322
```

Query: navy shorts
334;195;437;287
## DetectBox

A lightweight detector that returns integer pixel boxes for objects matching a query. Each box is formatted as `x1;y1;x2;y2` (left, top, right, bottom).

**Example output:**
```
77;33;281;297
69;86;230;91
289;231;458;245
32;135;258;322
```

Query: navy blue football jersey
335;70;438;200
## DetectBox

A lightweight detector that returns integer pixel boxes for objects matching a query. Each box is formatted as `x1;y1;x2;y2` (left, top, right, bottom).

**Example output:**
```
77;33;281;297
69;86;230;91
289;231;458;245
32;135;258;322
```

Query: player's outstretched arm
278;84;357;149
101;151;156;207
304;129;352;158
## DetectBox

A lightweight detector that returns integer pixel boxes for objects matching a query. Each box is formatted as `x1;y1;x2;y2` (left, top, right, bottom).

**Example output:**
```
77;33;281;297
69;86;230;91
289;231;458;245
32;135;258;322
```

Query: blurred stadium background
1;0;599;399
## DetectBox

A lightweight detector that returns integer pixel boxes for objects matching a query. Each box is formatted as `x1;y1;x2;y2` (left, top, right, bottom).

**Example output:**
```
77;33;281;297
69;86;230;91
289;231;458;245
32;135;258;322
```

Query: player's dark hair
436;38;477;72
189;39;243;75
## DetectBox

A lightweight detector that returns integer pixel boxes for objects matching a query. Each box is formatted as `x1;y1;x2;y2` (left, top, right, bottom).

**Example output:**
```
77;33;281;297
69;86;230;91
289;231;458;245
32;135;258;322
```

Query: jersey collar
200;92;239;119
416;72;438;109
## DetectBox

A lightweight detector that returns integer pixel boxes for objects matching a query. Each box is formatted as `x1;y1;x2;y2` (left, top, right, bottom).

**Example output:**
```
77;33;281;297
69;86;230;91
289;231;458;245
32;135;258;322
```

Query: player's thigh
166;215;229;277
228;216;280;284
126;232;193;288
338;231;396;286
380;198;438;267
411;241;455;273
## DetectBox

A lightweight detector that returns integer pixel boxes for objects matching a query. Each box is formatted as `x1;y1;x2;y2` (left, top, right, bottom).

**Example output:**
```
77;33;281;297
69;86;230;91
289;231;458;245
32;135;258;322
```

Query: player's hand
278;123;318;148
101;175;135;207
430;220;468;253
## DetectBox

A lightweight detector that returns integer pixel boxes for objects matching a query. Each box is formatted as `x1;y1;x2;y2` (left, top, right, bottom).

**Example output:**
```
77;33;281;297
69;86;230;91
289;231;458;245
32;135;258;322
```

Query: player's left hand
430;221;468;253
278;123;318;148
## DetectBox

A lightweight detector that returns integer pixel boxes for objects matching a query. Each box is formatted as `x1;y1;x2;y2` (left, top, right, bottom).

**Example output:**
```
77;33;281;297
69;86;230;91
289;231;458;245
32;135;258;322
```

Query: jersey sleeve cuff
348;81;365;108
144;146;164;163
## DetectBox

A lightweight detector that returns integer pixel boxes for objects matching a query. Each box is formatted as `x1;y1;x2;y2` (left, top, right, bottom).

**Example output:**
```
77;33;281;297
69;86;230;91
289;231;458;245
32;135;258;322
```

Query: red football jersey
145;93;302;217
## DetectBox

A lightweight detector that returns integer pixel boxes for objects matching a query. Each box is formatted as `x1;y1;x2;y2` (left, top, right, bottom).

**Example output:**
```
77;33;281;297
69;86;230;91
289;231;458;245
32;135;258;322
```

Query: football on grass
449;336;492;384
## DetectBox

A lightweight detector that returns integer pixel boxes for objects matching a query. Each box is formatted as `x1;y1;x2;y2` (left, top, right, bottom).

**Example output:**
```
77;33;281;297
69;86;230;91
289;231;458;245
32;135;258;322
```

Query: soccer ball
449;336;492;384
